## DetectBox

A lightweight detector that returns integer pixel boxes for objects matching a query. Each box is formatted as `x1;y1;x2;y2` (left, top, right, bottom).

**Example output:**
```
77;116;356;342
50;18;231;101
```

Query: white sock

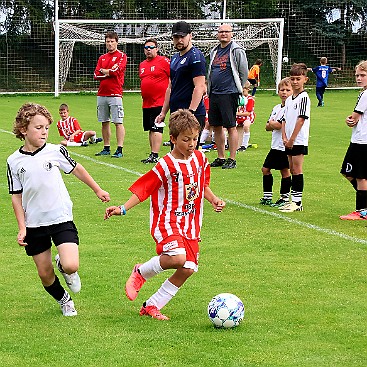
146;279;179;309
139;256;163;280
66;141;83;147
200;129;210;144
242;132;250;148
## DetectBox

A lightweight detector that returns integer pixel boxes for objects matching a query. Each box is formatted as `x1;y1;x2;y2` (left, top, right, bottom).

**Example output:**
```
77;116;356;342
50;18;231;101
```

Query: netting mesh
0;0;366;93
58;20;282;92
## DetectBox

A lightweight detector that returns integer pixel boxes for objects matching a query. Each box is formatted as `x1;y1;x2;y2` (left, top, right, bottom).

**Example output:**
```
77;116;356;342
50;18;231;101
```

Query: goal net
55;18;284;96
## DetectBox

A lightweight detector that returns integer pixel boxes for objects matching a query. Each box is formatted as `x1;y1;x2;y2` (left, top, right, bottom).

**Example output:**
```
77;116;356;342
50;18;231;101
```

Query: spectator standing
208;23;248;169
94;31;127;158
155;21;207;141
139;38;170;163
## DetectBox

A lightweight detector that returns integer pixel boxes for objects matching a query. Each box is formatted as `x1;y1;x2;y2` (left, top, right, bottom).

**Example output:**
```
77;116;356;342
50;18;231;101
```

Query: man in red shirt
94;31;127;158
139;39;170;163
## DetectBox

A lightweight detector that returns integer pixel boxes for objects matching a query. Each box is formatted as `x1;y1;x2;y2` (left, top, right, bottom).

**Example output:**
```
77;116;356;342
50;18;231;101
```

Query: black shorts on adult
24;221;79;256
143;107;164;133
263;149;289;170
208;93;239;129
340;142;367;179
285;145;308;156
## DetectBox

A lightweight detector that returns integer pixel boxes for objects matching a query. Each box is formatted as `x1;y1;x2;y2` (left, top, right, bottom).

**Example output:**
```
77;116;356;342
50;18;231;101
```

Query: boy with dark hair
104;109;225;320
280;63;311;212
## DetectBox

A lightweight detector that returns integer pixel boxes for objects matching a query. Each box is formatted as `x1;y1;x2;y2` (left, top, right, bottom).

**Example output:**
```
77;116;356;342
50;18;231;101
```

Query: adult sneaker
141;154;158;164
279;201;303;212
222;158;237;169
95;149;110;156
60;300;77;317
259;198;273;206
210;158;226;167
340;209;367;220
270;198;288;208
125;264;146;301
111;150;123;158
139;304;169;320
55;254;81;293
237;146;247;152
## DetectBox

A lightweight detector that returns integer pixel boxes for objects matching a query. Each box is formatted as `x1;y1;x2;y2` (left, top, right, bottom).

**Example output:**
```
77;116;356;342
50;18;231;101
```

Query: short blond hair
356;60;367;72
169;109;200;139
13;103;53;140
278;77;291;90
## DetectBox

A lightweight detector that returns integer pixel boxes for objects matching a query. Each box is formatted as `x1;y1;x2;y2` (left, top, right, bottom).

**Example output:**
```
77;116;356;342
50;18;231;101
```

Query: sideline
2;130;366;246
72;152;367;246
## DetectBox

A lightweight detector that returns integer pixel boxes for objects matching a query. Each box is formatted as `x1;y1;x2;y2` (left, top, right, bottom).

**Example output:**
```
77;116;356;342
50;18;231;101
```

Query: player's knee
60;259;79;274
168;254;186;268
38;266;54;284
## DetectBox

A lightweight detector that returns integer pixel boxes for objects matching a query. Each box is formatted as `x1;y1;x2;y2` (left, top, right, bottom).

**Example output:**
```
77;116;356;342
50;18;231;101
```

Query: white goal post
54;18;284;96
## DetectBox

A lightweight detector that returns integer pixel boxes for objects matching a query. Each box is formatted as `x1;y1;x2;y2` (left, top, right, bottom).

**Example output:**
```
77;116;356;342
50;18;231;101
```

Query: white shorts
97;96;124;124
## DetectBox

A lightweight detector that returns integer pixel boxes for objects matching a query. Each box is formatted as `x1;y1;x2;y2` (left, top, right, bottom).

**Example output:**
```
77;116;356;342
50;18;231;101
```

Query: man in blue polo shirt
155;21;206;139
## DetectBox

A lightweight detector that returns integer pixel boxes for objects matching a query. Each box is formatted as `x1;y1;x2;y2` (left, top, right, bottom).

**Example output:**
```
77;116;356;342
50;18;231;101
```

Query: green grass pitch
0;90;366;366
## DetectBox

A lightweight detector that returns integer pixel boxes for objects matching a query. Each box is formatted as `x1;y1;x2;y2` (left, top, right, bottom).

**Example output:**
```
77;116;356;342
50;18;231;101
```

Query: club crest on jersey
185;182;199;201
112;57;117;62
293;103;298;110
43;161;59;171
180;57;187;65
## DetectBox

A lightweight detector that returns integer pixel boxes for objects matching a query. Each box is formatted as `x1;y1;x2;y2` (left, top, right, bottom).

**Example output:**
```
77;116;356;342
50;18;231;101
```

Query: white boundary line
71;152;367;246
2;133;366;246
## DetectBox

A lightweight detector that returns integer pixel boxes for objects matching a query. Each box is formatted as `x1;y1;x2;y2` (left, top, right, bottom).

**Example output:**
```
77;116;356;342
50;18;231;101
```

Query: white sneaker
55;254;81;293
60;300;77;316
279;201;303;212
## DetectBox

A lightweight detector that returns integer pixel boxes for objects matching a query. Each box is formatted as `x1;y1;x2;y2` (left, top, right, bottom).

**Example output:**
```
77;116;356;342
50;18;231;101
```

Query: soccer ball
282;56;289;63
208;293;245;328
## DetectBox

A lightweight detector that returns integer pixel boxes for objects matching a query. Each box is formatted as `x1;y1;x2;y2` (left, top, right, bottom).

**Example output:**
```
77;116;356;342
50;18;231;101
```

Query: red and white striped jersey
57;117;82;139
129;150;211;243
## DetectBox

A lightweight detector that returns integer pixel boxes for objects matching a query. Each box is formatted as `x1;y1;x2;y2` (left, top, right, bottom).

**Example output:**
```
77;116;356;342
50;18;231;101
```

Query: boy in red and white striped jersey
104;109;225;320
57;104;102;147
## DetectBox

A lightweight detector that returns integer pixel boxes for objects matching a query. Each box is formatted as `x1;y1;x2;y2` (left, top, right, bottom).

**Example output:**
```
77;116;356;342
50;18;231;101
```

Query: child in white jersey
57;103;102;147
104;109;225;320
260;77;292;207
7;103;110;316
280;63;311;213
340;60;367;220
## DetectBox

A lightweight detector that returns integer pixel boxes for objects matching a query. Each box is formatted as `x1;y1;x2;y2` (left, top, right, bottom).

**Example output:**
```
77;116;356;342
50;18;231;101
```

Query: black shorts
248;78;257;86
143;107;164;133
285;145;308;156
24;221;79;257
208;93;239;129
263;149;289;170
340;142;367;179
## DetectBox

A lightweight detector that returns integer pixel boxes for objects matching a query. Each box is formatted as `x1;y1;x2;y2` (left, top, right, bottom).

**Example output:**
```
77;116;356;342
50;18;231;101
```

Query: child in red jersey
57;104;102;147
104;109;225;320
236;81;256;151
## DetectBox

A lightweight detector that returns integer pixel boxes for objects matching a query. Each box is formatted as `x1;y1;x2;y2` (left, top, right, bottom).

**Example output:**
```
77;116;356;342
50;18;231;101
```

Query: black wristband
188;109;195;114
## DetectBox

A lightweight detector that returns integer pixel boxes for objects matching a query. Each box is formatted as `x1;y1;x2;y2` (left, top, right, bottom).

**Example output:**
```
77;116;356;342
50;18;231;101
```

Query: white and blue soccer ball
208;293;245;328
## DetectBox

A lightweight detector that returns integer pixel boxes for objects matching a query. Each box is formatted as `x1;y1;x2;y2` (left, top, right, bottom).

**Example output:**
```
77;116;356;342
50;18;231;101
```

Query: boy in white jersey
7;103;110;316
57;103;102;147
260;77;292;207
340;60;367;220
280;63;311;212
104;109;225;320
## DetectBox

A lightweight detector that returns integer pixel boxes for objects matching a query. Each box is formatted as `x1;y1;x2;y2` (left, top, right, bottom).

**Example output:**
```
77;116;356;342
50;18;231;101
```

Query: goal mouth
55;18;284;95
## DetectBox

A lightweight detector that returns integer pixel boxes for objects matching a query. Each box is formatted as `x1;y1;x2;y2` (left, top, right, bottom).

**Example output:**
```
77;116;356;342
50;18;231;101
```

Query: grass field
0;90;366;367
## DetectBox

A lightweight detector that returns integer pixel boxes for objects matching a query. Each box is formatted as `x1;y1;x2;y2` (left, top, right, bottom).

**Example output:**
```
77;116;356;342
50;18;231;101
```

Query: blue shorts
24;221;79;257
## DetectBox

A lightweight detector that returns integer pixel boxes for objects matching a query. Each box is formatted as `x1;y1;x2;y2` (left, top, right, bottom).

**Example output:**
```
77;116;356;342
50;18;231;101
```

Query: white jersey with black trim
351;89;367;144
7;143;77;228
268;103;286;151
284;90;311;146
